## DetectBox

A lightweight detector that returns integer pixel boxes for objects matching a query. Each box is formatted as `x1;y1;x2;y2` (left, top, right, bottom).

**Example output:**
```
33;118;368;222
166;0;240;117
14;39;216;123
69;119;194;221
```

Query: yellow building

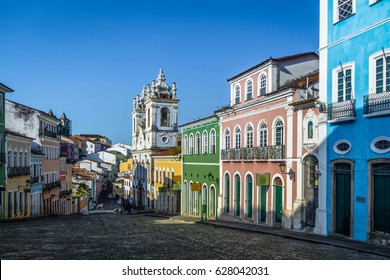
5;130;33;219
119;158;133;175
112;178;124;200
152;149;182;214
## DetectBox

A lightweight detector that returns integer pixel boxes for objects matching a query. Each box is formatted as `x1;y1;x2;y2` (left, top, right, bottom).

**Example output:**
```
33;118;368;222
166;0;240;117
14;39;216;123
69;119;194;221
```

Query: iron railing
327;99;355;121
7;166;30;177
363;92;390;115
44;181;61;190
39;129;57;139
221;145;284;161
30;176;43;184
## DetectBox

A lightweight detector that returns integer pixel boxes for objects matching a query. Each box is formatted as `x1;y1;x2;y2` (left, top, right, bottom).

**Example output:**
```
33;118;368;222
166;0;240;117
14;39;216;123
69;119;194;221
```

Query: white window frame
245;124;254;148
258;73;267;96
189;134;194;155
258;122;268;148
195;132;200;155
369;48;390;95
234;85;241;104
332;62;355;103
272;118;284;146
333;0;356;24
210;129;216;154
234;126;241;149
246;79;253;100
333;139;352;155
371;136;390;154
224;129;231;150
202;131;208;154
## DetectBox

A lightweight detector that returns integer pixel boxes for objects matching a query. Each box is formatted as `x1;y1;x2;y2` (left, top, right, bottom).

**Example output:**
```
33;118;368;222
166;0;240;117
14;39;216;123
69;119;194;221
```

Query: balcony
327;99;356;122
7;166;30;177
221;145;284;161
30;175;43;184
44;181;61;191
364;92;390;117
39;129;57;139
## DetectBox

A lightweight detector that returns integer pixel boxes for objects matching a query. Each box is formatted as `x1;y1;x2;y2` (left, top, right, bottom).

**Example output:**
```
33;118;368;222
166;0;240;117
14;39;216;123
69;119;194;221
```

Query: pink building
217;52;320;230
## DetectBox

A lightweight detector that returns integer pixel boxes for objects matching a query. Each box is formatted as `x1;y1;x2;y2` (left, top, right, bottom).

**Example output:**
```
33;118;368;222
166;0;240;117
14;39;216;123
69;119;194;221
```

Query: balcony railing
221;145;285;161
364;92;390;115
7;166;30;177
327;99;356;121
44;181;61;190
30;175;43;184
39;129;57;139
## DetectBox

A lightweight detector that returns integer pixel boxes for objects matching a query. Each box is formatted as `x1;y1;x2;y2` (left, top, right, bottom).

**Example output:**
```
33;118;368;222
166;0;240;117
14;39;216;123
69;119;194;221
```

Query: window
14;152;18;167
235;127;241;149
246;80;253;100
375;56;390;94
337;68;352;102
335;0;354;22
225;129;231;150
160;107;170;127
189;134;194;155
307;121;314;139
183;135;188;155
334;139;352;154
203;131;208;154
275;119;284;146
195;133;200;155
259;74;267;95
7;151;12;167
235;86;240;104
259;122;268;147
371;136;390;154
246;124;253;148
210;130;216;154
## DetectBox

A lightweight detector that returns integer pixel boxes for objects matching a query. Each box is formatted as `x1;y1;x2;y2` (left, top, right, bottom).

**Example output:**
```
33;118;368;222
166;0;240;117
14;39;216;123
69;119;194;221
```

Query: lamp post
279;161;295;181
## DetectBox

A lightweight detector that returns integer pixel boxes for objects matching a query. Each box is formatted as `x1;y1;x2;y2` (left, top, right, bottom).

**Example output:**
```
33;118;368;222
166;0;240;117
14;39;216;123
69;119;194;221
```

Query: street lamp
279;161;295;180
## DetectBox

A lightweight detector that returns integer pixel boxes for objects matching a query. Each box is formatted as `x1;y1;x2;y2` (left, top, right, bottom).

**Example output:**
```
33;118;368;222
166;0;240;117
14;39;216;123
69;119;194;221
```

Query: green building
180;115;220;219
0;83;13;219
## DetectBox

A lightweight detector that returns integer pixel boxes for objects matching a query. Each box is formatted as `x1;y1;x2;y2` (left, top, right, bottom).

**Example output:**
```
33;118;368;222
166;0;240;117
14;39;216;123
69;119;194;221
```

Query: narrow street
0;213;387;260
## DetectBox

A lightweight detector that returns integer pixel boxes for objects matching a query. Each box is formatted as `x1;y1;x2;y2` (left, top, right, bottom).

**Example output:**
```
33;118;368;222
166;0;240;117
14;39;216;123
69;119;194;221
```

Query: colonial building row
131;0;389;244
0;90;126;220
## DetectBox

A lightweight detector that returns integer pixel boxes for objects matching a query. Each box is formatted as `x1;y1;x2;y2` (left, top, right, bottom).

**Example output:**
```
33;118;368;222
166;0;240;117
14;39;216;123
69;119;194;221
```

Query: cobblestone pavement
0;214;388;260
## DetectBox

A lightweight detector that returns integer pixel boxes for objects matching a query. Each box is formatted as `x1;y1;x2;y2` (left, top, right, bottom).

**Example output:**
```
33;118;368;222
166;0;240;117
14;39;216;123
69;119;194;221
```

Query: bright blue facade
324;0;390;241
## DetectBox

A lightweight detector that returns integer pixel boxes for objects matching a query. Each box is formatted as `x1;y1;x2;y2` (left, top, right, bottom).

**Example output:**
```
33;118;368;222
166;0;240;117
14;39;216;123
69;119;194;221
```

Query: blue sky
0;0;319;144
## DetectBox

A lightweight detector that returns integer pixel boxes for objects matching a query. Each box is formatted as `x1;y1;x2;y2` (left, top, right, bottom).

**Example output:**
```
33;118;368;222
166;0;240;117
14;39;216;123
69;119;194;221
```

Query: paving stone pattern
0;214;387;260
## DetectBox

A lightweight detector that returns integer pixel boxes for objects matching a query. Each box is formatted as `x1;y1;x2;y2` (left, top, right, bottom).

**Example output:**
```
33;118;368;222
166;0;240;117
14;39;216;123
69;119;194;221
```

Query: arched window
224;173;230;213
246;80;253;100
259;122;268;147
160;107;170;127
14;151;18;167
203;131;208;154
235;86;240;104
24;152;28;167
246;124;253;148
189;134;194;155
260;74;267;95
307;121;314;139
225;129;231;150
275;119;284;146
235;127;241;149
8;151;12;167
210;130;216;154
195;133;200;155
183;135;188;155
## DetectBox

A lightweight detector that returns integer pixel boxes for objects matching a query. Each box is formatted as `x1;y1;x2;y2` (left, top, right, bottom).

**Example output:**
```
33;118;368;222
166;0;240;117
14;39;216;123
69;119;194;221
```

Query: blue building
318;0;390;241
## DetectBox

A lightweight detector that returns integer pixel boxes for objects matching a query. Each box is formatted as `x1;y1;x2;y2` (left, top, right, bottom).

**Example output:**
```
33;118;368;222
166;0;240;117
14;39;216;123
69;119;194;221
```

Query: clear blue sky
1;0;319;144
